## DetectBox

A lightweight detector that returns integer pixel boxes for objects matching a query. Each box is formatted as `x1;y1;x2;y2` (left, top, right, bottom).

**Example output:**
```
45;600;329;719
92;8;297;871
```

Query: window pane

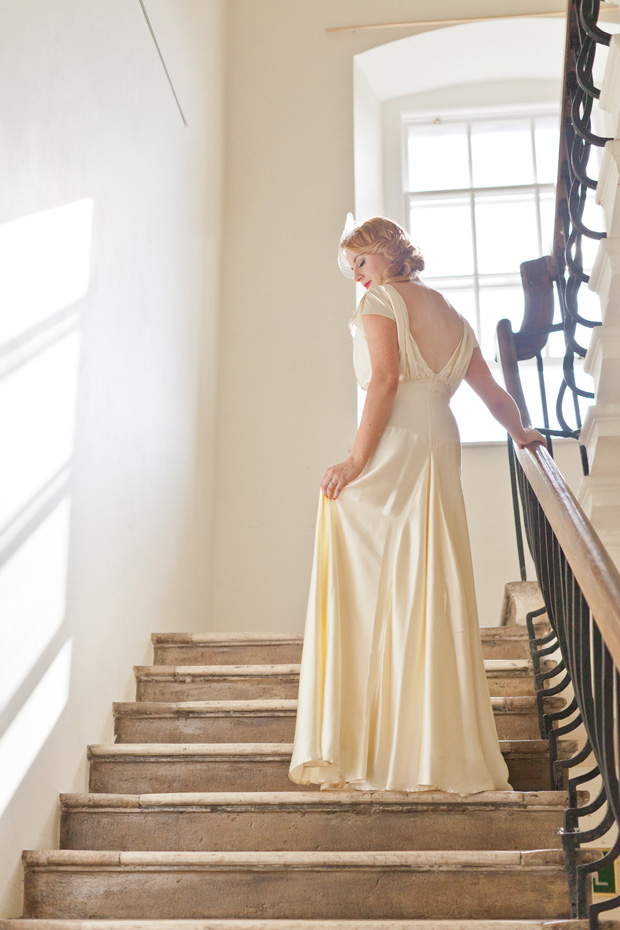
534;117;560;183
539;190;555;255
478;286;524;359
471;120;534;187
410;197;474;277
475;193;540;274
547;329;565;358
407;123;470;192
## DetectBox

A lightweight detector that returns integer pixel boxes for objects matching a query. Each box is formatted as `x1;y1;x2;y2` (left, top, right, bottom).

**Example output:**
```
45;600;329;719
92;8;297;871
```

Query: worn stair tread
59;789;579;811
152;627;537;644
114;696;565;717
115;700;299;717
89;740;579;759
15;841;591;918
136;665;302;678
151;628;550;666
134;661;553;703
22;848;574;868
14;918;583;926
153;633;306;645
134;659;550;679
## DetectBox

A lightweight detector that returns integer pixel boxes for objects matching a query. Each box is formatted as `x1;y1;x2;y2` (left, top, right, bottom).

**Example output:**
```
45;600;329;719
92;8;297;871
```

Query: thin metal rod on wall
325;6;617;34
138;0;188;127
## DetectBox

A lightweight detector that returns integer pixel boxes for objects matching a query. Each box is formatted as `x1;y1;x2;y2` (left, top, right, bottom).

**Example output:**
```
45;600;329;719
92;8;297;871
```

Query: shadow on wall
0;199;93;820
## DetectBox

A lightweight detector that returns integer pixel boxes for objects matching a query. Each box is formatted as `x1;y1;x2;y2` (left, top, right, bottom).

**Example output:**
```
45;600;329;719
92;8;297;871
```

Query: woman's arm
321;314;399;500
464;347;546;448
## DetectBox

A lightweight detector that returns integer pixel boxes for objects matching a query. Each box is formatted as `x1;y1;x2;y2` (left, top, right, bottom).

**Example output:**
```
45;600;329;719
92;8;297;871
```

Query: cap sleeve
361;286;396;321
461;315;479;349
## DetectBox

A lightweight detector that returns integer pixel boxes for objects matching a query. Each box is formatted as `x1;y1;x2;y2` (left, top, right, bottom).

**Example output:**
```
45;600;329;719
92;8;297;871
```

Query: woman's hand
321;457;364;500
514;427;547;450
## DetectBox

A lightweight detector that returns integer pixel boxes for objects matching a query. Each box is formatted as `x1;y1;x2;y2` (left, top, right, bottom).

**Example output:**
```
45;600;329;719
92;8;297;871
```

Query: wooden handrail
496;318;532;427
515;257;556;360
497;318;620;670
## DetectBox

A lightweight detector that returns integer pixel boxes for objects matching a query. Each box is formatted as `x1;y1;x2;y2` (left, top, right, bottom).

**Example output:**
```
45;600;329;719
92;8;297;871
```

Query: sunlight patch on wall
0;199;92;718
0;199;93;345
0;638;72;818
0;334;80;539
0;495;72;714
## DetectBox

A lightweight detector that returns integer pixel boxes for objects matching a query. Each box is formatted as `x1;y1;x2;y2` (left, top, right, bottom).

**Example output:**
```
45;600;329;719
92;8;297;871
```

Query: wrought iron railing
507;0;610;476
498;320;620;927
495;7;620;924
552;0;608;437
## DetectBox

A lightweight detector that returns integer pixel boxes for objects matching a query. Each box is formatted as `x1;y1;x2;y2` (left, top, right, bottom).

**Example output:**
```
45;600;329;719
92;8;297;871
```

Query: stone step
114;696;566;744
152;634;305;667
87;741;578;794
59;789;577;852
134;660;556;702
21;849;584;920
3;922;616;930
151;626;547;666
4;923;615;930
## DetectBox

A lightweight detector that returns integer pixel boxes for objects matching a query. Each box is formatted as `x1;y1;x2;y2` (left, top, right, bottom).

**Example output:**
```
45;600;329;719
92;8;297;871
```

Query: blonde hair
341;216;424;284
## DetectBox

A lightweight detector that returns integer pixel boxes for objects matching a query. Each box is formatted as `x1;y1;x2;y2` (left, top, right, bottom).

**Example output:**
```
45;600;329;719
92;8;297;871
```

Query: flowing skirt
288;380;512;794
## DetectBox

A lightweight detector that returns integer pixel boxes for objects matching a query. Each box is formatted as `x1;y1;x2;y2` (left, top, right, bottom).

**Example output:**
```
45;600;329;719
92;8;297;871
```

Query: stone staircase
1;624;616;929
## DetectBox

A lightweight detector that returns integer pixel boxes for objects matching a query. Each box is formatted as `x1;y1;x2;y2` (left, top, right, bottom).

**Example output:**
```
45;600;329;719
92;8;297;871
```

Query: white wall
0;0;225;916
353;65;384;221
212;1;571;633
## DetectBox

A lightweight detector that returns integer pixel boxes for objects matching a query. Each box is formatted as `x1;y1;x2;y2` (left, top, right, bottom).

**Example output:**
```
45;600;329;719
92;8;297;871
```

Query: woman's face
345;249;392;289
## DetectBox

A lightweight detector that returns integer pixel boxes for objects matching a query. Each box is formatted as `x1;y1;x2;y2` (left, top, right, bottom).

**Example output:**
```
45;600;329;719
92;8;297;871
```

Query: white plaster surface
0;0;225;916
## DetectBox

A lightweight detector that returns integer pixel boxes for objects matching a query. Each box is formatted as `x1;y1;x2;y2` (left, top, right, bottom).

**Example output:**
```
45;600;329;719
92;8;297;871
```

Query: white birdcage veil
337;212;358;279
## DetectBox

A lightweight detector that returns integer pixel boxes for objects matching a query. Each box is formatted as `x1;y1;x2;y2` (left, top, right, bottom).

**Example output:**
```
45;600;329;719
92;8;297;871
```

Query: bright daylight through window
404;106;565;442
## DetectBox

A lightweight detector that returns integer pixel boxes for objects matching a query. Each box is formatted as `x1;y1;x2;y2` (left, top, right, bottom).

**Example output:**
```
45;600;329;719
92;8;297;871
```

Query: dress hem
288;758;513;797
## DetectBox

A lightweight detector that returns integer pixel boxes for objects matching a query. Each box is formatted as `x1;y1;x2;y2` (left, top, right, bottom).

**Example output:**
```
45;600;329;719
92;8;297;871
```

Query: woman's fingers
321;468;341;499
516;429;547;450
320;458;362;499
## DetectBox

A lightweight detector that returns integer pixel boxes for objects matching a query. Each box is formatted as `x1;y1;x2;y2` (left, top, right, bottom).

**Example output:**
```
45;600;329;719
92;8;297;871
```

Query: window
405;107;559;358
401;105;567;441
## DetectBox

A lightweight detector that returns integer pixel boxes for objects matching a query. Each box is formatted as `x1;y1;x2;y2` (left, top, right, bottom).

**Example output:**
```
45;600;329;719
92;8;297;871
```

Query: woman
288;216;545;794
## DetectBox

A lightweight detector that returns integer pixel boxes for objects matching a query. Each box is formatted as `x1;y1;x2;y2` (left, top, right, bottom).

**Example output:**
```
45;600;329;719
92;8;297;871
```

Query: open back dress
288;283;512;794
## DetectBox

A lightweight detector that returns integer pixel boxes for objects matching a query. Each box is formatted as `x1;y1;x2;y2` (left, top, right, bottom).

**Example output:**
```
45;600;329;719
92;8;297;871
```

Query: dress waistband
398;378;450;398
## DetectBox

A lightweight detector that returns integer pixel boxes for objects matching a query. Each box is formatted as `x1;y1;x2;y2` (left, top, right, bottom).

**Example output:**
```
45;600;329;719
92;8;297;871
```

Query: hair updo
341;216;424;283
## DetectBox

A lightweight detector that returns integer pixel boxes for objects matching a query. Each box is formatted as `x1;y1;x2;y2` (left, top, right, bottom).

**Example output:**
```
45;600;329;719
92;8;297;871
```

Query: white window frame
395;104;559;353
378;100;579;443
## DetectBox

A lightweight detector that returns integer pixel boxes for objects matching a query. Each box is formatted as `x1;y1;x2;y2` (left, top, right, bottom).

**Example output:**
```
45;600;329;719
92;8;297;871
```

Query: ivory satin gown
288;283;512;794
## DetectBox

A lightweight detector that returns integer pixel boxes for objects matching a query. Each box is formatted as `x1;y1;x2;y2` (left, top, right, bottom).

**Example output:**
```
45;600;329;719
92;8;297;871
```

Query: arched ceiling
355;19;567;101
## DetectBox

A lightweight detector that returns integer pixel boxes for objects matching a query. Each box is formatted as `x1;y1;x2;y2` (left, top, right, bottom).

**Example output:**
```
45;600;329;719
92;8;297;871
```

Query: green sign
593;852;616;895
